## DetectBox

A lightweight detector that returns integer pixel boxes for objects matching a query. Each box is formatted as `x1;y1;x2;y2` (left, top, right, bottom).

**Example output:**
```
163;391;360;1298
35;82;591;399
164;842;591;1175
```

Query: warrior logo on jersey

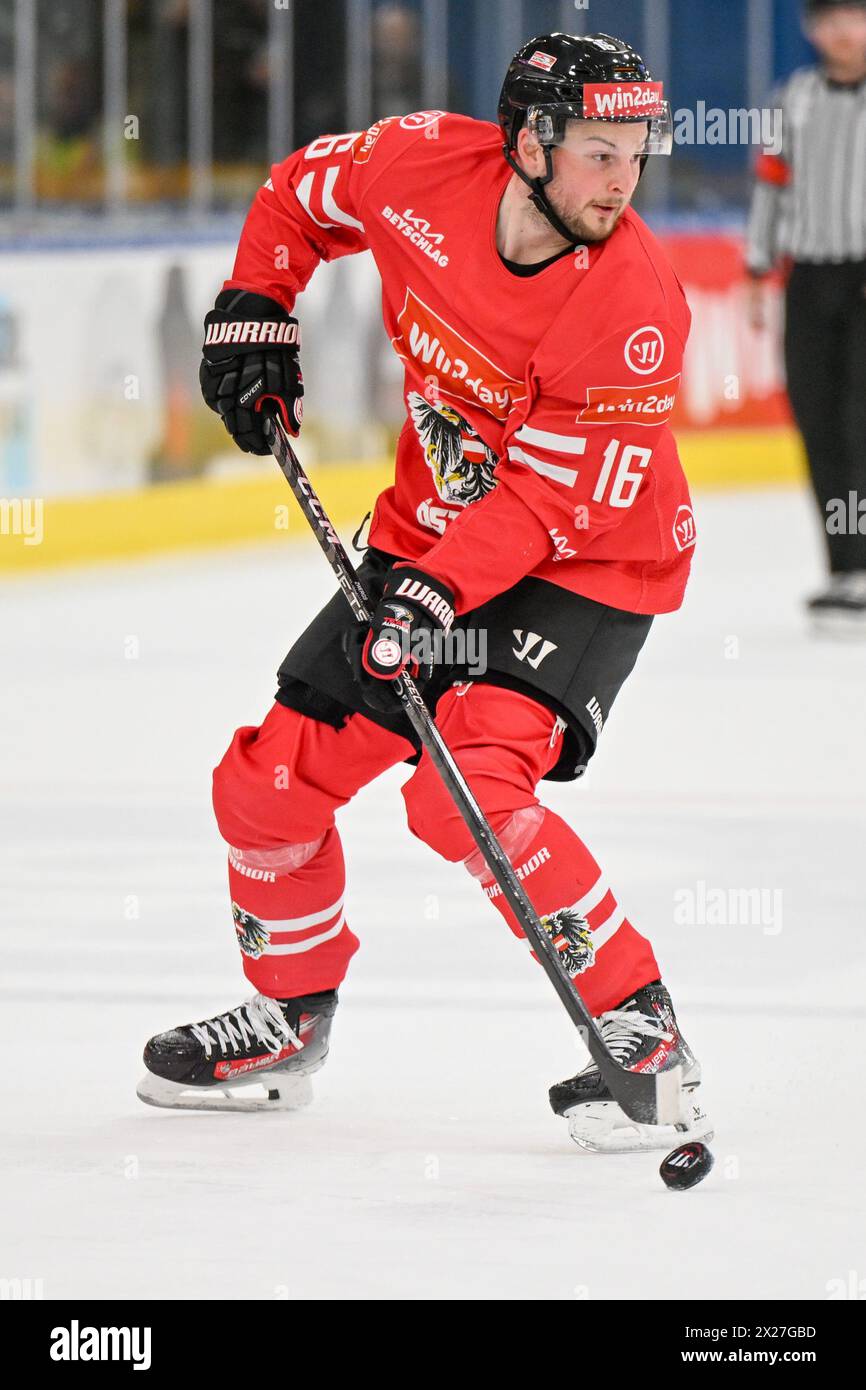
408;392;498;506
399;109;446;130
673;504;697;552
625;325;665;375
232;903;270;960
540;906;595;978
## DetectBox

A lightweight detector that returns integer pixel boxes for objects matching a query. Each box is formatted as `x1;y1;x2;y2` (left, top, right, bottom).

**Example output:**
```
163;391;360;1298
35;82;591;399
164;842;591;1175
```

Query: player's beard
546;188;628;244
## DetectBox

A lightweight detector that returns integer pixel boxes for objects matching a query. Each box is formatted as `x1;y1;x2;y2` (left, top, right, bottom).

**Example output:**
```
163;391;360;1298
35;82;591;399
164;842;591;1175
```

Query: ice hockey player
138;32;712;1154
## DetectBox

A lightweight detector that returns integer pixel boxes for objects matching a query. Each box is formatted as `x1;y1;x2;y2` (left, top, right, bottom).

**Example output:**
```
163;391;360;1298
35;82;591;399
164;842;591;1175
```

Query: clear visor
527;102;674;157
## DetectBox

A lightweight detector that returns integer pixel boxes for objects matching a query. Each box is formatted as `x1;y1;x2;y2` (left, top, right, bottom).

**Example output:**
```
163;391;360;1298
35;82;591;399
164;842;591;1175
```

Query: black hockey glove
200;289;303;455
343;564;456;713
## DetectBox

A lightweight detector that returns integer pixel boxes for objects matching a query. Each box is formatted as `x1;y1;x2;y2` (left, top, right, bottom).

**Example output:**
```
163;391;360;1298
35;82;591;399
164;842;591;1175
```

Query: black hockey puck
659;1141;714;1191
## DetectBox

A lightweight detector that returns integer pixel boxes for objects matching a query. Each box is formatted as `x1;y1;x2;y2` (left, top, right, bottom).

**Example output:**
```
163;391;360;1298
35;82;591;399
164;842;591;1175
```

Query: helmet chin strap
503;138;650;249
502;142;582;248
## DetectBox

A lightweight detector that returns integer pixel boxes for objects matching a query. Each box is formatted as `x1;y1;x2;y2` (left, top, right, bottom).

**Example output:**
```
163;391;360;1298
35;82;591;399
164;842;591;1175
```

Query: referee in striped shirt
747;0;866;629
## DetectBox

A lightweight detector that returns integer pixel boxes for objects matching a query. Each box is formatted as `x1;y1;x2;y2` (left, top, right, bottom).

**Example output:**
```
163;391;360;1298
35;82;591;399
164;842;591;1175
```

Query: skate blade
565;1088;713;1155
809;612;866;639
136;1070;314;1113
654;1063;683;1126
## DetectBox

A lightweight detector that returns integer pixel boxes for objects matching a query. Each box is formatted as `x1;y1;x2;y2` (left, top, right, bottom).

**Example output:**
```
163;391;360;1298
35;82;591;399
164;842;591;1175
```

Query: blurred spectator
0;7;15;174
128;0;190;172
372;3;422;116
36;0;103;199
294;0;347;146
0;96;14;207
213;0;268;164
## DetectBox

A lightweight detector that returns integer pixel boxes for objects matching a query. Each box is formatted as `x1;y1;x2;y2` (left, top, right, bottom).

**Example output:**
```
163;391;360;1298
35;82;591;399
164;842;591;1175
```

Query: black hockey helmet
497;32;673;244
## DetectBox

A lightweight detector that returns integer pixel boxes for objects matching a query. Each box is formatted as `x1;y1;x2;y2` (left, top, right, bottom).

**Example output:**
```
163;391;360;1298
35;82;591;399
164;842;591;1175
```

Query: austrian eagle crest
232;902;270;960
541;906;595;979
407;392;498;506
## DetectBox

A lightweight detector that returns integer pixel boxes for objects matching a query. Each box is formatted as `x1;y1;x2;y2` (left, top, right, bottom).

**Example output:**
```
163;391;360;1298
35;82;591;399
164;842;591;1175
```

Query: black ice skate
136;990;337;1113
807;572;866;636
549;981;713;1154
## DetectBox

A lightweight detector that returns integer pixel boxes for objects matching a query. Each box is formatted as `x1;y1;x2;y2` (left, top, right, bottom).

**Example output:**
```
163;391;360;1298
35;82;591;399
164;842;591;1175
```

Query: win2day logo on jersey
577;374;680;427
392;288;525;420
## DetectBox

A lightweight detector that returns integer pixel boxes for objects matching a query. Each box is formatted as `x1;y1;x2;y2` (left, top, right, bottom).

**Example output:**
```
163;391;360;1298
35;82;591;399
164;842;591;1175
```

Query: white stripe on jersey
515;425;588;455
321;165;365;231
294;170;335;228
507;445;578;488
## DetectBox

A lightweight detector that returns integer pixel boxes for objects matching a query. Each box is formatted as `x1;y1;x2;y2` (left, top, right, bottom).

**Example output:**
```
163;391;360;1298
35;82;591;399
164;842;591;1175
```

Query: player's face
544;121;647;243
807;7;866;66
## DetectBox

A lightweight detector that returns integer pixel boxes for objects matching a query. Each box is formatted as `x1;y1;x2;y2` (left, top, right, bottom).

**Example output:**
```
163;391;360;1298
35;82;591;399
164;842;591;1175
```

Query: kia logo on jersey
673;504;697;552
380;206;449;266
624;325;665;375
549;527;577;561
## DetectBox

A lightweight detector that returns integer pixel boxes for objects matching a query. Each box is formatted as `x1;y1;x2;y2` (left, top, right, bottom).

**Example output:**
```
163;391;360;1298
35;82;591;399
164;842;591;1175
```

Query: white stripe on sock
257;896;344;934
262;913;346;955
572;876;611;918
591;904;625;950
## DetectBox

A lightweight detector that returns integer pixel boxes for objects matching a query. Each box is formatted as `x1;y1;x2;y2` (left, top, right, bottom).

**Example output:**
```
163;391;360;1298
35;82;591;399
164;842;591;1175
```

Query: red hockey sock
213;702;413;999
226;827;360;997
469;808;660;1015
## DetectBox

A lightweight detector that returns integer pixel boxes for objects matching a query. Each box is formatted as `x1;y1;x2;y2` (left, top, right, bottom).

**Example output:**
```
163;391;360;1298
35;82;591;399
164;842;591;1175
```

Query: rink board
0;427;806;572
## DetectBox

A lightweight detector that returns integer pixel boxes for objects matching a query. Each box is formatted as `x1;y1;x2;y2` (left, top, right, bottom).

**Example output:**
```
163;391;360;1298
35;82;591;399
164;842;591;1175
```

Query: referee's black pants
784;259;866;573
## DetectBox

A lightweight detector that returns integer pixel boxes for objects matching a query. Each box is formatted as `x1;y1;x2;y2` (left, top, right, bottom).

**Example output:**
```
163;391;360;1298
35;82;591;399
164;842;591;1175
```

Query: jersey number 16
591;439;653;509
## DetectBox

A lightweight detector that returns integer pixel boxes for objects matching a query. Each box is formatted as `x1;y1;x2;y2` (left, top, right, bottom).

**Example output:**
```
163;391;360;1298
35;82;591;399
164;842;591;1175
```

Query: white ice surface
2;486;865;1301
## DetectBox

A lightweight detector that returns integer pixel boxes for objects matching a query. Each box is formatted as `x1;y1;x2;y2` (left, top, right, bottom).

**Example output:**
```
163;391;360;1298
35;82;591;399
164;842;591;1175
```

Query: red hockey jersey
226;111;695;616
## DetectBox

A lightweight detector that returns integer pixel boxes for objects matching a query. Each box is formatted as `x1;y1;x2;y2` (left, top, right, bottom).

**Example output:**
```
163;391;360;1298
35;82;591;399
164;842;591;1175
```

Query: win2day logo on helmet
583;81;665;118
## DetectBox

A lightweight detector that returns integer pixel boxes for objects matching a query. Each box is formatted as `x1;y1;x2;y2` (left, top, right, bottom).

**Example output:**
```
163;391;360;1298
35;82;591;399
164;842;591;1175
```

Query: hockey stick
264;414;682;1127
